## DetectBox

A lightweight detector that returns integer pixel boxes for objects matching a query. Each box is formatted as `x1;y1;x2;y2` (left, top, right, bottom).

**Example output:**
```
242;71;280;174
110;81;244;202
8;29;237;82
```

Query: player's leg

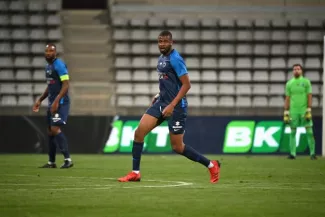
39;111;57;168
304;118;316;159
168;109;221;183
288;127;297;159
48;127;57;164
118;103;163;182
132;114;163;172
288;114;299;159
50;103;73;168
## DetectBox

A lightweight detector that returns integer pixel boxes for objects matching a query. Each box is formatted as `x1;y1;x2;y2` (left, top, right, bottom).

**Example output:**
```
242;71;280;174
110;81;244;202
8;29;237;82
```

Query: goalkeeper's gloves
305;108;312;121
283;110;290;124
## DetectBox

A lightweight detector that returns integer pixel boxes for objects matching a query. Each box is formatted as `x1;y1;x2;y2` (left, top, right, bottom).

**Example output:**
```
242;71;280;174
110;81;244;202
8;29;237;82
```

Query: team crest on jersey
296;82;305;87
159;62;167;68
46;70;52;75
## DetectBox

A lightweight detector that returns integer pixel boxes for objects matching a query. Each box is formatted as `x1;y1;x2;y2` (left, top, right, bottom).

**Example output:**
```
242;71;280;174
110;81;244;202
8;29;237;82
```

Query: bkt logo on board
223;121;309;153
103;120;172;153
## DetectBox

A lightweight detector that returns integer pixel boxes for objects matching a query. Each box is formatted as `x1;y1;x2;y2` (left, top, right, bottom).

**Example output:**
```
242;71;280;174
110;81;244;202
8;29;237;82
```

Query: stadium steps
64;53;112;71
63;25;111;41
61;10;110;25
69;82;116;115
62;10;115;115
64;40;112;54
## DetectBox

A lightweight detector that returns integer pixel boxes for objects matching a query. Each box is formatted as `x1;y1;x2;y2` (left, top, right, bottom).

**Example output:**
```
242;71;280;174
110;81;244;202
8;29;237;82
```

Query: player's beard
159;46;172;55
45;56;55;63
293;71;302;78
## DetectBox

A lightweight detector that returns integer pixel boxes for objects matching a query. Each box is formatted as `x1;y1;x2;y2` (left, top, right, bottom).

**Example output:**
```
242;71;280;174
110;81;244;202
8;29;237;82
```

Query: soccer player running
284;64;316;160
32;43;74;168
118;31;221;183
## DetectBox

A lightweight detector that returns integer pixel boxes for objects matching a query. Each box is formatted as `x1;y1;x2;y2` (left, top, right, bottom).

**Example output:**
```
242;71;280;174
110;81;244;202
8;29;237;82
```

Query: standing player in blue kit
33;43;73;169
118;31;221;183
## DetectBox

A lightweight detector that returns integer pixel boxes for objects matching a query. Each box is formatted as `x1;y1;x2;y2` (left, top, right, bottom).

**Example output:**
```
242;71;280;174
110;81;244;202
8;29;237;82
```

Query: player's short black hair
292;63;303;72
46;43;56;50
159;30;173;39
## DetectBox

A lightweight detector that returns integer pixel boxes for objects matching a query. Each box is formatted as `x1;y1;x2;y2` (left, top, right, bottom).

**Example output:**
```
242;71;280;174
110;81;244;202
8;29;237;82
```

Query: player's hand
32;100;41;112
305;108;312;121
50;100;59;114
283;110;290;124
162;104;174;118
150;94;159;106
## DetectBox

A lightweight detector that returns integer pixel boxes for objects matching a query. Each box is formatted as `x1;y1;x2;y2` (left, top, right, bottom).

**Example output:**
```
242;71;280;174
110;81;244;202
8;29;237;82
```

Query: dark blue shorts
47;103;70;126
146;101;187;135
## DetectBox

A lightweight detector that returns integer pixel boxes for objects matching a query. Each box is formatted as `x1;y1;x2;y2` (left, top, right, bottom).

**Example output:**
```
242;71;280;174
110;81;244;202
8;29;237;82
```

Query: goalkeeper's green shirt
285;76;312;114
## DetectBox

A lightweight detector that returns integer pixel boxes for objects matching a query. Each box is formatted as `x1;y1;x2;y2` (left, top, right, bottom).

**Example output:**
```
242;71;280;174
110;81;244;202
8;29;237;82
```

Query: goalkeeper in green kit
283;64;316;160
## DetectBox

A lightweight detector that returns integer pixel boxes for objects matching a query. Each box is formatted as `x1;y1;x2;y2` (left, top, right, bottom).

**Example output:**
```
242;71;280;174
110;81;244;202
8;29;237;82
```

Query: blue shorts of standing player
146;100;187;135
118;30;221;183
47;101;70;127
33;43;73;169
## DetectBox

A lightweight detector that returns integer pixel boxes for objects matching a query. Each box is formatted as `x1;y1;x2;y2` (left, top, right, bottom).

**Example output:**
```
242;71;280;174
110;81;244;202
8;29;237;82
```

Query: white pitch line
0;174;193;190
0;183;115;187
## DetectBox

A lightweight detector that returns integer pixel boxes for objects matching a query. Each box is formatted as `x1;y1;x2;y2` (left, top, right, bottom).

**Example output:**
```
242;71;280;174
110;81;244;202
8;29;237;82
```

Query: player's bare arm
39;86;49;102
33;86;49;112
284;96;290;111
307;93;312;108
283;96;290;123
150;93;160;106
162;74;191;118
51;80;69;114
283;81;291;124
306;89;312;121
283;96;290;124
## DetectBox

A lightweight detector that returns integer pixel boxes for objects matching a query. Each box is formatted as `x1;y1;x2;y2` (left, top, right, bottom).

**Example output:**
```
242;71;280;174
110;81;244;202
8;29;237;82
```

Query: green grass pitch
0;154;325;217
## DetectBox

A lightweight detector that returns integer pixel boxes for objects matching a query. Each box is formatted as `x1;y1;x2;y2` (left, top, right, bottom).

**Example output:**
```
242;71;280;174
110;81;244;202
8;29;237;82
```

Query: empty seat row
0;95;48;107
0;14;61;26
116;83;323;96
113;29;324;42
114;43;323;56
115;69;322;82
116;69;322;82
0;29;62;40
0;57;47;68
0;42;63;54
0;69;46;81
113;17;325;28
117;95;322;108
0;1;61;12
0;83;47;94
115;57;322;69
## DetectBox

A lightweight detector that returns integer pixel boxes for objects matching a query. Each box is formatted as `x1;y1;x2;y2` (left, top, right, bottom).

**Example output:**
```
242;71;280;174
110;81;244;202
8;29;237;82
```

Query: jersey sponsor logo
158;72;168;80
103;120;172;153
223;120;308;153
47;80;56;84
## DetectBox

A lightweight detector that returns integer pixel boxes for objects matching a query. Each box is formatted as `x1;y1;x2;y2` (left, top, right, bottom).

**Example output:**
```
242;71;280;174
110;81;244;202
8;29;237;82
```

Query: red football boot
209;160;221;183
118;172;141;182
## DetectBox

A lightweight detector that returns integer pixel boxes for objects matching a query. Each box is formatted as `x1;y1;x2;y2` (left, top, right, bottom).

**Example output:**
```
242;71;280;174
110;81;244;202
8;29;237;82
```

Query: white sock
132;170;140;174
208;162;214;168
65;158;72;162
48;161;55;165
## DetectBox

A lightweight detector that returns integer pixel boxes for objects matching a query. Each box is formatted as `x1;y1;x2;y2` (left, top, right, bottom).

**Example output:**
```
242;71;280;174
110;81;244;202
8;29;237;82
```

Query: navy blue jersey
45;58;70;106
156;49;188;107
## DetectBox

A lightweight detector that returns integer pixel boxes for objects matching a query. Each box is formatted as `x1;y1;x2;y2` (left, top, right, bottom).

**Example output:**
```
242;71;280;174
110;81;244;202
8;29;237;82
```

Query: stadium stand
0;0;323;116
112;17;324;109
0;0;62;108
